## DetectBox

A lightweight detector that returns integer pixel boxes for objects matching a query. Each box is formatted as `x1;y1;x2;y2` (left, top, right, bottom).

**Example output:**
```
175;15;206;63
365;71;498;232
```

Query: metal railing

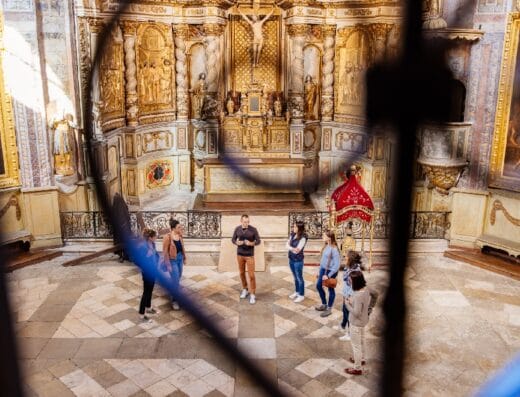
289;211;451;239
60;211;222;240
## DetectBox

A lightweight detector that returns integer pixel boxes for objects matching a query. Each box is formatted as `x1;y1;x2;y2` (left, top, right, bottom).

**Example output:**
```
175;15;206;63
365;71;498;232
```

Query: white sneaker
249;294;256;304
171;302;180;311
289;292;298;299
240;289;249;299
294;295;305;303
339;333;351;341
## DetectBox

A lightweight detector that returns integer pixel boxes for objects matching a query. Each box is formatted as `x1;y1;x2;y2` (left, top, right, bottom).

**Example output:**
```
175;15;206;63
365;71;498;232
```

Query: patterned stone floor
7;252;520;396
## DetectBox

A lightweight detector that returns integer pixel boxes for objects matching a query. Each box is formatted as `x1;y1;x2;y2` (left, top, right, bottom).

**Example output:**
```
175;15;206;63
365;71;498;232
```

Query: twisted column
174;24;190;120
204;24;224;93
288;24;307;120
121;21;139;126
321;24;336;121
88;18;105;137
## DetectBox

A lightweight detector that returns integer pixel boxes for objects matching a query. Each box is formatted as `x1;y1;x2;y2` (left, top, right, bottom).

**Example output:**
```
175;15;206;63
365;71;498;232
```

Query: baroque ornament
490;200;520;227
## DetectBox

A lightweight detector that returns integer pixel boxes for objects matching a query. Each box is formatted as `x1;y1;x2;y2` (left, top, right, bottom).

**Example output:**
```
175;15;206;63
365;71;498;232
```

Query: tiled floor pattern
8;252;520;396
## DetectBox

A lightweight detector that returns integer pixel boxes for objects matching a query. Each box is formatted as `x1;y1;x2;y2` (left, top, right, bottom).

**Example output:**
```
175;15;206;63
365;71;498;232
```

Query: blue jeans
289;259;305;296
169;253;184;300
341;301;350;328
316;267;338;308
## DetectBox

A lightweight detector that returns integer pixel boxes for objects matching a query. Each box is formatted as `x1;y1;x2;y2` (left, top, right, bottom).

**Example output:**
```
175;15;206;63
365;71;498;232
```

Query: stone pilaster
287;24;307;120
88;18;105;138
121;20;139;126
321;24;336;121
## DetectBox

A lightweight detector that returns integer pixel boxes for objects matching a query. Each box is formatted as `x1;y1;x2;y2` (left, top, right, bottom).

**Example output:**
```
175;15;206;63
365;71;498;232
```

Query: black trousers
139;274;155;315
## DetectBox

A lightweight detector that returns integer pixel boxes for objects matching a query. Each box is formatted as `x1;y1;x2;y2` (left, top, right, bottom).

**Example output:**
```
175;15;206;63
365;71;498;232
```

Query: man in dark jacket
231;214;261;304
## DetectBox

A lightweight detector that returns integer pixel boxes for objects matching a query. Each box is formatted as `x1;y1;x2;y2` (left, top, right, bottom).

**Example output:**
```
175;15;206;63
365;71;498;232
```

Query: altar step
194;193;315;214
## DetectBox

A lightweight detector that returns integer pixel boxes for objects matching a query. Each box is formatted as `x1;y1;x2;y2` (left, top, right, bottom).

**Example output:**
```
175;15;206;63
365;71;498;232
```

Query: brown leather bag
322;248;337;289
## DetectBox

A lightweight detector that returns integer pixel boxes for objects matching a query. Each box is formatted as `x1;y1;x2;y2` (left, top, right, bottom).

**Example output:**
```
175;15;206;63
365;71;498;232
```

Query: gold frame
0;14;20;189
489;13;520;191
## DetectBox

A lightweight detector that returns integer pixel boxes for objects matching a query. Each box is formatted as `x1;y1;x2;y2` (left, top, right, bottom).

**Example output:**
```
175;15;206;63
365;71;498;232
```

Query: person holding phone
232;214;261;304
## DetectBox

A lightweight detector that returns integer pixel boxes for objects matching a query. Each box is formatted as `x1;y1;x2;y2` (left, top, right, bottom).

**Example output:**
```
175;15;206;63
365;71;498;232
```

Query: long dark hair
293;221;305;240
169;218;180;230
347;251;362;269
350;270;367;291
142;228;157;240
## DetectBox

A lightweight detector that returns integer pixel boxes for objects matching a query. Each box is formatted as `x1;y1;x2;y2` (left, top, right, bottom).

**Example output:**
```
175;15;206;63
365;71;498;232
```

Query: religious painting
489;13;520;192
146;160;173;189
335;27;372;117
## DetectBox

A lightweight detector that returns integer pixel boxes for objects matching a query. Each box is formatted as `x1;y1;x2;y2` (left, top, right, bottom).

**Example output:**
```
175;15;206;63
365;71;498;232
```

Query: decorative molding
0;194;21;221
490;199;520;227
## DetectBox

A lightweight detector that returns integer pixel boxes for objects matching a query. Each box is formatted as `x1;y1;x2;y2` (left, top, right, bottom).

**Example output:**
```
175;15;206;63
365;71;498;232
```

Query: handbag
322;248;337;289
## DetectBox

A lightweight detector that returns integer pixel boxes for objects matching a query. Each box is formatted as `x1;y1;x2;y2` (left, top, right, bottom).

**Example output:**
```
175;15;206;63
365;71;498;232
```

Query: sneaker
320;308;332;317
289;292;298;299
349;357;366;365
249;294;256;304
240;289;249;299
315;304;327;311
345;368;362;375
339;333;351;341
294;295;305;303
146;307;160;315
140;315;152;323
171;302;180;311
332;325;346;333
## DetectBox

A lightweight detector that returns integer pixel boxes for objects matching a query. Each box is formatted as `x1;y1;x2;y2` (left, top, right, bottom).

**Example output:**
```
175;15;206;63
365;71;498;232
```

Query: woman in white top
286;221;307;303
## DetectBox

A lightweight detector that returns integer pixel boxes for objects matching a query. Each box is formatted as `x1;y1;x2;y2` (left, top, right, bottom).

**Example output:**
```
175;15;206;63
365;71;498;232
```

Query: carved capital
322;24;337;37
287;24;308;37
368;23;392;40
174;24;190;39
120;20;139;35
203;23;225;37
87;17;105;33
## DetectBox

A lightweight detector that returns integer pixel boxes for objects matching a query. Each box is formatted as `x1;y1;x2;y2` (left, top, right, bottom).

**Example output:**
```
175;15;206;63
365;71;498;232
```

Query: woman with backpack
162;218;187;311
315;230;341;317
334;251;362;341
286;221;307;303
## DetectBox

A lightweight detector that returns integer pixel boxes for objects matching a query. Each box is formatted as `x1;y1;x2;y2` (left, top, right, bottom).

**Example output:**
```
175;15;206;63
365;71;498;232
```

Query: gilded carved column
369;23;392;62
174;24;189;120
423;0;447;29
121;21;138;126
321;24;336;121
88;18;105;137
203;24;225;94
287;24;307;120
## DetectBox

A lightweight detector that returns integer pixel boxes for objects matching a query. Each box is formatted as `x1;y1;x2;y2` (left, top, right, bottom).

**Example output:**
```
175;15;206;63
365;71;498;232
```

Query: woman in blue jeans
162;218;186;311
315;230;340;317
286;221;307;303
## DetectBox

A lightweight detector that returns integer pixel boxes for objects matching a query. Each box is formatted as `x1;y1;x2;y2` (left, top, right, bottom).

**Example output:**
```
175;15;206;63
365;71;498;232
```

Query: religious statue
51;114;76;176
226;96;235;115
274;95;283;117
238;6;275;67
304;75;318;120
190;73;206;119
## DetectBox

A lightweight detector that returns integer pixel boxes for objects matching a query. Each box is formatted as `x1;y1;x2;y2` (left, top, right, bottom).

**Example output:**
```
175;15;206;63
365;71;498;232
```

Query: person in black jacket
231;214;261;304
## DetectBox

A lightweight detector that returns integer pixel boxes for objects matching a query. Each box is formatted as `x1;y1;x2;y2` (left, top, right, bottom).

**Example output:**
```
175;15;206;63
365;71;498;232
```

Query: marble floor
7;252;520;397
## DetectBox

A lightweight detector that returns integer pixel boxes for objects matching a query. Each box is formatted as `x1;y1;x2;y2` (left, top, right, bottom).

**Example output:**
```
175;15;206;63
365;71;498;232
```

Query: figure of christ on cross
238;6;275;67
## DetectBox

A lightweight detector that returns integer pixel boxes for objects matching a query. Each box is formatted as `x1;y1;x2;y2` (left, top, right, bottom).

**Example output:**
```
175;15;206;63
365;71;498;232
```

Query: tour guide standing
232;214;261;304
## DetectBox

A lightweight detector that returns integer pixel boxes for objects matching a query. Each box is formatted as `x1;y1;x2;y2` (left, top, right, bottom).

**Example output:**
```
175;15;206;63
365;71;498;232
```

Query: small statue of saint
190;73;207;119
51;114;76;176
304;75;318;120
274;96;283;117
226;96;235;115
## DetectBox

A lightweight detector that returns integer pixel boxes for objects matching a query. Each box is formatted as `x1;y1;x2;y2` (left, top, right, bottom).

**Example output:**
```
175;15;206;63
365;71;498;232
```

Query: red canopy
331;173;374;223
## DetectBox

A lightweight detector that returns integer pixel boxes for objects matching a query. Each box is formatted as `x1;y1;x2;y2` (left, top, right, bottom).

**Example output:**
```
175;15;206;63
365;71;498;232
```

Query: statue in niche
238;6;275;67
274;95;283;117
190;73;207;119
226;96;235;115
51;114;76;176
304;75;318;120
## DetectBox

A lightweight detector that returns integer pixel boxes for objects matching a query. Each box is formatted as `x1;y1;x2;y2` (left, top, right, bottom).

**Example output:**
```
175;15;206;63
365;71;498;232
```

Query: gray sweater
345;288;371;327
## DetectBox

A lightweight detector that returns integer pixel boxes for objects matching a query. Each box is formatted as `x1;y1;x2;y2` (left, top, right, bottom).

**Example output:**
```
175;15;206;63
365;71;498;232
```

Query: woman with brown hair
163;218;187;311
315;230;341;317
139;228;160;322
286;221;307;303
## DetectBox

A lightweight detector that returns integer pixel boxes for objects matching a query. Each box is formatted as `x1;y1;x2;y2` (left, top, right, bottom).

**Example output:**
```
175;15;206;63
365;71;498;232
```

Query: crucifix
237;3;274;67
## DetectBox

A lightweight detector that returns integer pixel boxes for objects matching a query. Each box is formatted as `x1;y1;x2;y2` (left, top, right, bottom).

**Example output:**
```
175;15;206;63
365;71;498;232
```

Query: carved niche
99;25;125;130
335;26;374;118
136;23;175;116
